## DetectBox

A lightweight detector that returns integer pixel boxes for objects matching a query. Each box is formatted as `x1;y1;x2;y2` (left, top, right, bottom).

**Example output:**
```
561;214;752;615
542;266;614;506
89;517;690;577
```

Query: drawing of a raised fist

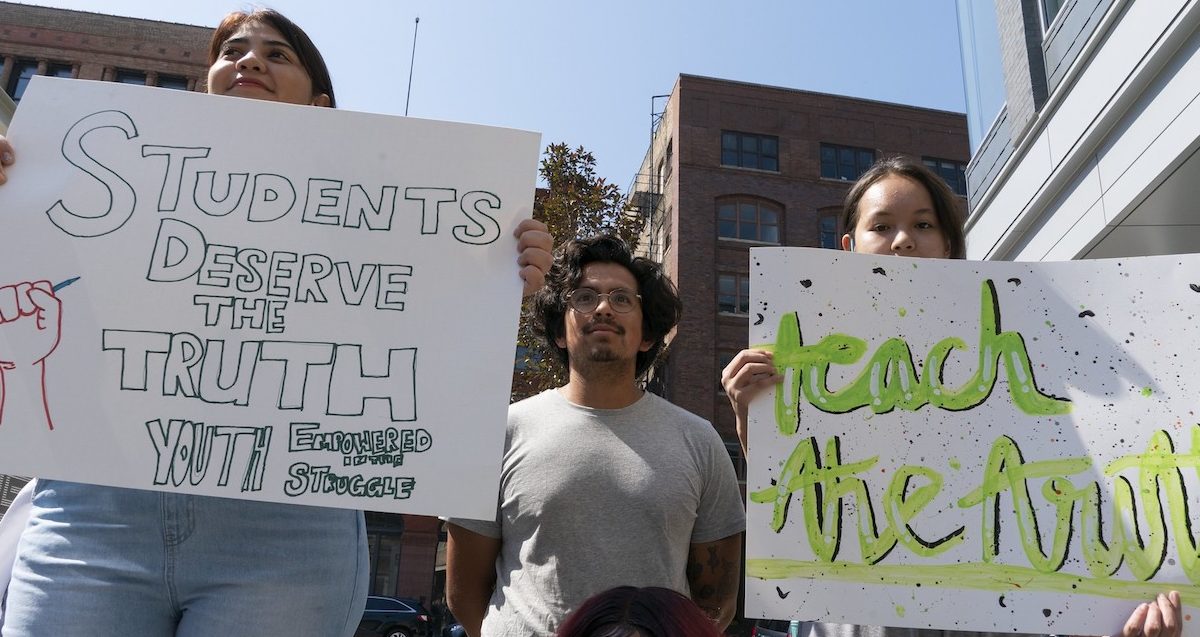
0;280;63;429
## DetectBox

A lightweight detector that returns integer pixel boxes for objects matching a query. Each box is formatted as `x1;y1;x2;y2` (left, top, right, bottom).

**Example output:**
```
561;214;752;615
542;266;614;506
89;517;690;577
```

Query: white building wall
967;0;1200;261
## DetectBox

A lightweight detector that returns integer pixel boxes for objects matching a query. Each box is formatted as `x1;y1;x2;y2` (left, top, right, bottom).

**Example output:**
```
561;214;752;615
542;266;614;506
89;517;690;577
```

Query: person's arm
513;218;552;297
720;349;783;457
686;532;742;631
0;134;14;184
446;522;501;637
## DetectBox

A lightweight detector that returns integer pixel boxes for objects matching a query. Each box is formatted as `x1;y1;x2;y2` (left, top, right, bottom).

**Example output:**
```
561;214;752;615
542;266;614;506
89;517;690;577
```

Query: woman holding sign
723;156;965;455
721;156;1181;637
0;9;552;637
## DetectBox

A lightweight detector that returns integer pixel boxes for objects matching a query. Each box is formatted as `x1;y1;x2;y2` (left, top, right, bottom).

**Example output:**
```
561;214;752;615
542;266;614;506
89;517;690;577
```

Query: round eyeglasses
566;288;641;314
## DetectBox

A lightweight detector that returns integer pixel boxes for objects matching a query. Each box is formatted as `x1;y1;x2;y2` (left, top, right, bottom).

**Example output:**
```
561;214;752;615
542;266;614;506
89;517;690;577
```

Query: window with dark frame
717;198;780;243
662;206;673;255
6;59;39;103
1041;0;1065;29
717;273;750;315
115;69;147;85
717;350;737;391
721;131;779;171
923;157;969;197
820;143;875;181
157;74;189;90
819;216;839;249
47;63;73;79
725;440;746;483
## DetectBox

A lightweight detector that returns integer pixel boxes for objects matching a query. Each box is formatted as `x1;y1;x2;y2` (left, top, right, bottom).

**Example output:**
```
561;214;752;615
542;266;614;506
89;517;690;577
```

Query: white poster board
746;247;1200;636
0;78;540;518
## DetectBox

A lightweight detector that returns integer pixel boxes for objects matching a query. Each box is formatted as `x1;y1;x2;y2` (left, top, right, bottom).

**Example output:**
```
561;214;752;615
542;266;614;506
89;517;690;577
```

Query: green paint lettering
770;280;1071;434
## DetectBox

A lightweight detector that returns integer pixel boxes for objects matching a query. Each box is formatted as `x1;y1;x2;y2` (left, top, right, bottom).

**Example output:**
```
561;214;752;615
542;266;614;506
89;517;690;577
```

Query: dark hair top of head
840;155;966;259
531;234;682;379
555;586;724;637
207;8;336;108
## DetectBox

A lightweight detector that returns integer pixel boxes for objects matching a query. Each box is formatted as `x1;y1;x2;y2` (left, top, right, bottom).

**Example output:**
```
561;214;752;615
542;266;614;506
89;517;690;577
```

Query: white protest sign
0;77;540;518
745;247;1200;635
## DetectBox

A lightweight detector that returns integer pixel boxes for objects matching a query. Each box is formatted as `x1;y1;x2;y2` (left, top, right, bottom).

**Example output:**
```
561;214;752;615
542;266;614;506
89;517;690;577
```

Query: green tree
511;143;644;401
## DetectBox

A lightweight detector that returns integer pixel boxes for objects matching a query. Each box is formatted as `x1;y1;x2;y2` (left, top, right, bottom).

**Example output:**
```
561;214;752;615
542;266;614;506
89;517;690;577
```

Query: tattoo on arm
688;543;740;623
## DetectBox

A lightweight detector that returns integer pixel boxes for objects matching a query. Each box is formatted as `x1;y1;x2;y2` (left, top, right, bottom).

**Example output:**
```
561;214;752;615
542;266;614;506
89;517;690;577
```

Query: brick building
0;1;444;609
0;0;210;103
628;75;969;468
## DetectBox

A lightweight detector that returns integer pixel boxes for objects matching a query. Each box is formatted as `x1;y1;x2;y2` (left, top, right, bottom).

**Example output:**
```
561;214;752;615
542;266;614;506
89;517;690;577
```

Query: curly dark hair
840;155;966;259
555;586;723;637
531;235;681;379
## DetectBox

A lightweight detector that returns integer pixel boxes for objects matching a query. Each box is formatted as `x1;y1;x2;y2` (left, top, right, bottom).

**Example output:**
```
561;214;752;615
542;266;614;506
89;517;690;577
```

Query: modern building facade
0;1;445;608
958;0;1200;260
627;75;969;470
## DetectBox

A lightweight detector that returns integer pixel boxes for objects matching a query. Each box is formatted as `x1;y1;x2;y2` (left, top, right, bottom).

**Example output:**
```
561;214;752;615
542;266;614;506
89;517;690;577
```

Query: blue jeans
2;480;368;637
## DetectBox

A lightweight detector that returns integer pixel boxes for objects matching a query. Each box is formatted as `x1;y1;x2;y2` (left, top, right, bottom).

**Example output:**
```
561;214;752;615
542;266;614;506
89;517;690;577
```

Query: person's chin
587;348;619;363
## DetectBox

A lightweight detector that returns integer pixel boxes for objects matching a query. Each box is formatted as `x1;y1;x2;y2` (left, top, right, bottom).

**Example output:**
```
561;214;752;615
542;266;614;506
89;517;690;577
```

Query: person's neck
559;365;643;410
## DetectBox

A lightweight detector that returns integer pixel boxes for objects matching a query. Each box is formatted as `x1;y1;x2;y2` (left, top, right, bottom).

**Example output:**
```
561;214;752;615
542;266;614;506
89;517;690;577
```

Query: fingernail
2;152;12;164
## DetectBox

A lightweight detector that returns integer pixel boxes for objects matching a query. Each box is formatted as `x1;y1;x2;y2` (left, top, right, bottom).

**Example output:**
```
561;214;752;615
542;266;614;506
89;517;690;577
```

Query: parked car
752;619;793;637
355;595;431;637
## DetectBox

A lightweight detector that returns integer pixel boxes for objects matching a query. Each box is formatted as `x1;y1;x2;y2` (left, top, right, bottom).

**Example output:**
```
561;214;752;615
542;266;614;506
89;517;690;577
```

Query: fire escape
625;94;671;263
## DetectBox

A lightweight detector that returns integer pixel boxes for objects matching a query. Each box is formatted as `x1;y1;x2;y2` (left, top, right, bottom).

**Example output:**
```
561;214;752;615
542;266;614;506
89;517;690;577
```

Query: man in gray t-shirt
446;235;745;637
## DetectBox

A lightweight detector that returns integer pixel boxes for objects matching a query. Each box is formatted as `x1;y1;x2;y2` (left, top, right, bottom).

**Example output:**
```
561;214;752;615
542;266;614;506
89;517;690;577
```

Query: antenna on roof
405;16;419;116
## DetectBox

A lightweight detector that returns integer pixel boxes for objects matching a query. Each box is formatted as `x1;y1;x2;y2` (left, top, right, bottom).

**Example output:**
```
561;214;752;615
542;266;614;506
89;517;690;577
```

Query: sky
18;0;969;190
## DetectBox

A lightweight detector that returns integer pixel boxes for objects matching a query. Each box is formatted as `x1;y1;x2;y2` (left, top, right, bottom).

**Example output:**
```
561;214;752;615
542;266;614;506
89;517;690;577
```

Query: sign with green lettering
745;247;1197;635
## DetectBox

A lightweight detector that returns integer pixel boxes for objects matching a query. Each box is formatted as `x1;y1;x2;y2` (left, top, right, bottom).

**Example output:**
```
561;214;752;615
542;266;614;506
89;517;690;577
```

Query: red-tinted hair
206;9;336;107
556;586;723;637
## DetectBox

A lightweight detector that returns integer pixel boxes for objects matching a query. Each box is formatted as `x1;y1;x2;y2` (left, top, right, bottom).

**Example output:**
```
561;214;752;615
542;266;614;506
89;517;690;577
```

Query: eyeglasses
566;288;641;314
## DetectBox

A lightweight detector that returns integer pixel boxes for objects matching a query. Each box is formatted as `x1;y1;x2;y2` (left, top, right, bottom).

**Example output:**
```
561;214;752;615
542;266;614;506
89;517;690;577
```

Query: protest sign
0;77;539;518
745;247;1199;635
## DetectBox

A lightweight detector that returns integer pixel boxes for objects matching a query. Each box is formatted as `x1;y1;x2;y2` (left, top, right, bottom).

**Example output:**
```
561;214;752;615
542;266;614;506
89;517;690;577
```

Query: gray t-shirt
450;389;746;637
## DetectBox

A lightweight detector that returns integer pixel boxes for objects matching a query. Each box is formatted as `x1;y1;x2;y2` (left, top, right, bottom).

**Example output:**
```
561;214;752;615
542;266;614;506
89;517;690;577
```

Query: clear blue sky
20;0;968;190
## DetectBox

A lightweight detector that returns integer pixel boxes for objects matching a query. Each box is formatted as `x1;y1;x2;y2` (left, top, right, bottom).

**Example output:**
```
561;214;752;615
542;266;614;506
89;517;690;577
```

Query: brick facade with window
0;1;211;105
630;75;968;468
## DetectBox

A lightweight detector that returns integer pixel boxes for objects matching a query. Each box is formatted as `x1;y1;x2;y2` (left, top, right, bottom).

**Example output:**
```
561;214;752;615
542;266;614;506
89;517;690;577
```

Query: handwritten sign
0;77;540;518
745;247;1200;635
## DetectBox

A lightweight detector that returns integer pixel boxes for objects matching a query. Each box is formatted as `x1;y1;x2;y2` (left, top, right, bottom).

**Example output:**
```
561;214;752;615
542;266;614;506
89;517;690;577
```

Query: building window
923;157;968;196
717;198;780;243
1041;0;1065;30
115;69;147;85
725;441;746;483
721;131;779;171
6;60;39;103
819;216;839;249
717;273;750;314
717;350;737;391
656;139;673;190
820;143;875;181
157;74;189;90
662;206;672;256
47;63;73;79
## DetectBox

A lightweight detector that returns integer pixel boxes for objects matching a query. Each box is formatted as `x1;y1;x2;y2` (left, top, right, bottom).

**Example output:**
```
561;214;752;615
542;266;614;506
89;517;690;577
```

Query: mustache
584;318;624;334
